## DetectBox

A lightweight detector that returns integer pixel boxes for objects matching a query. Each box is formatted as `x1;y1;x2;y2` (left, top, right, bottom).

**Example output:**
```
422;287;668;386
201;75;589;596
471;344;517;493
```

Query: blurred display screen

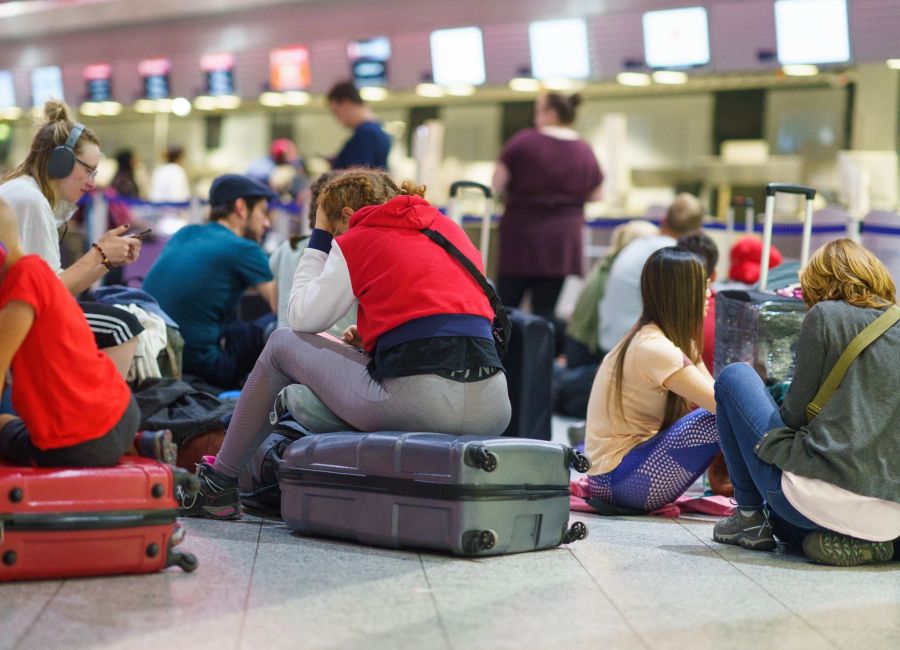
348;37;391;87
642;7;710;68
529;18;590;80
83;63;112;102
201;52;236;96
270;46;311;91
775;0;850;64
0;71;15;108
31;66;64;107
430;27;486;85
139;58;171;99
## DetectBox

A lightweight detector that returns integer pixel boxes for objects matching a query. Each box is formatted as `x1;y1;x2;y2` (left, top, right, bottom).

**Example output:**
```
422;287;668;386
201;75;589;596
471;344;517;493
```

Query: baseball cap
209;174;278;206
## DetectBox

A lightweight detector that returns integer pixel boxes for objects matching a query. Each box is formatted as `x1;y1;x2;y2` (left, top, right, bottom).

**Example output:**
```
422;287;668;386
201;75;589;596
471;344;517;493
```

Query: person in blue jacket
326;81;391;170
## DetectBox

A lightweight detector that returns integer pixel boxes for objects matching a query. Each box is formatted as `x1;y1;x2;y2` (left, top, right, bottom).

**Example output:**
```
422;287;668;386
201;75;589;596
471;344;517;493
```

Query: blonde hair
1;100;100;209
664;193;705;235
317;169;425;225
800;239;896;309
608;220;659;258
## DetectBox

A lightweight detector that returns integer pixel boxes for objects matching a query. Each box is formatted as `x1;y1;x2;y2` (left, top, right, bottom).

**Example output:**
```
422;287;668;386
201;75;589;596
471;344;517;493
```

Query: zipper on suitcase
0;508;177;533
279;468;569;501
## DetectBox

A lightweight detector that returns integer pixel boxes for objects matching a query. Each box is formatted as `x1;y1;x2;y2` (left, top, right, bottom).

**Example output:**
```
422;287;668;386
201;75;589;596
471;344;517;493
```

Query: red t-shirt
0;255;131;449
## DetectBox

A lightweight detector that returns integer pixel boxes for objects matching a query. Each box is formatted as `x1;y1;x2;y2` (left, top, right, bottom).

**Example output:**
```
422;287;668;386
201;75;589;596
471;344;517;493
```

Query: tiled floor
2;419;898;650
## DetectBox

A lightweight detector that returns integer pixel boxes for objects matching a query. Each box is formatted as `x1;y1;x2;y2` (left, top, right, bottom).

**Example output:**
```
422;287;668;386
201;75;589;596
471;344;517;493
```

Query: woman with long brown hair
584;246;719;512
712;239;899;567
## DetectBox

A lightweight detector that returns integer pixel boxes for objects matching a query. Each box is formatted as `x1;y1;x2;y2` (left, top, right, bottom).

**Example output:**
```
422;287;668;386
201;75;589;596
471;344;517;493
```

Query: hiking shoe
176;460;241;520
135;430;177;466
802;532;894;567
713;508;776;551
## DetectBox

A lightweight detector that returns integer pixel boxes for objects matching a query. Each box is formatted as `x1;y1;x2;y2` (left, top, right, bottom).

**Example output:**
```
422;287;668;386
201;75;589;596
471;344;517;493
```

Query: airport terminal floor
2;418;898;650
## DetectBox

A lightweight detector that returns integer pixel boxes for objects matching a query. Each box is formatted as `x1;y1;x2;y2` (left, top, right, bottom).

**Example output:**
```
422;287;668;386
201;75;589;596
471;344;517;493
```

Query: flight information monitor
529;18;591;80
348;37;391;87
270;46;311;91
201;52;236;95
139;58;171;99
31;66;64;106
430;27;486;86
775;0;850;64
642;7;710;68
83;64;113;102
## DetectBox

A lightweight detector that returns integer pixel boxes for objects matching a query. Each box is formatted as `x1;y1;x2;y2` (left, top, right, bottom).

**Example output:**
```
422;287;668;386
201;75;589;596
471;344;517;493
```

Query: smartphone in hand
129;228;152;240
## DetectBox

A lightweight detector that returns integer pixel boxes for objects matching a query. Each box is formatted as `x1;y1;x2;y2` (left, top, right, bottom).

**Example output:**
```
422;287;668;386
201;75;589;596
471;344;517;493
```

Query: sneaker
135;430;177;466
176;460;242;520
713;508;777;551
802;532;894;567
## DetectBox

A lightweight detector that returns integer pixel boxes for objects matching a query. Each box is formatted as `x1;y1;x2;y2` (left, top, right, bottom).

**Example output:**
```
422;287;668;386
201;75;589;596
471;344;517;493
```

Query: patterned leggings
588;409;720;512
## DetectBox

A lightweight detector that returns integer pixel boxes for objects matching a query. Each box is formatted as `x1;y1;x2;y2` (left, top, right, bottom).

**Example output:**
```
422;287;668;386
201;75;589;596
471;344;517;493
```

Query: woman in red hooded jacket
179;170;511;520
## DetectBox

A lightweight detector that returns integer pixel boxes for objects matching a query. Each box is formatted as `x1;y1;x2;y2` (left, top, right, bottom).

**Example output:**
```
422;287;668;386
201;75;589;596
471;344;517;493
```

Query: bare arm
255;280;277;313
0;301;36;396
663;365;716;414
59;224;143;295
492;162;510;195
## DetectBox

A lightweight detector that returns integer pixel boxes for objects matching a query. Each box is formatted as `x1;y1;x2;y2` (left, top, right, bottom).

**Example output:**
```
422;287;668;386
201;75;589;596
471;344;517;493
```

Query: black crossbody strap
420;227;511;355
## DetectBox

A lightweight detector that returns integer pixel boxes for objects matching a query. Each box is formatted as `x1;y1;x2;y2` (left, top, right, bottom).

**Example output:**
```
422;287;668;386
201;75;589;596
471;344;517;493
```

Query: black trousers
497;276;566;354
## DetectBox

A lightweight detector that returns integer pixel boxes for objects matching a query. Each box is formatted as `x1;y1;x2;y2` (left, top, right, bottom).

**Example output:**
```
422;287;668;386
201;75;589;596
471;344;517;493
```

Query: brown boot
708;452;734;498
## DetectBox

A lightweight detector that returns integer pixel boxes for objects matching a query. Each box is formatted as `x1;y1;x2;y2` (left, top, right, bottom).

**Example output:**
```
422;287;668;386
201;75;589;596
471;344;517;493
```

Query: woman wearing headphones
0;101;144;375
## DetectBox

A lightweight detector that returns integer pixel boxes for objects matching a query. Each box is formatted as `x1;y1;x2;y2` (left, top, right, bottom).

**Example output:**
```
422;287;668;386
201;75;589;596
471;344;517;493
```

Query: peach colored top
586;324;690;475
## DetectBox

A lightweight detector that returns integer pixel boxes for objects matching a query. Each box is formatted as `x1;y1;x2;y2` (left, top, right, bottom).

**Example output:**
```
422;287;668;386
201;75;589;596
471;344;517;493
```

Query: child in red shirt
0;198;139;466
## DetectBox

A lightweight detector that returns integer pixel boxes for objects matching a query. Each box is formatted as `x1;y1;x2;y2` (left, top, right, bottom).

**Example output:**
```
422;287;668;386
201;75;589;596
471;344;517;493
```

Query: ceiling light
134;99;156;114
79;101;101;117
445;83;476;96
359;86;388;101
216;95;241;110
171;97;192;116
260;91;285;107
782;64;819;77
887;59;900;70
154;98;173;113
415;82;445;98
652;70;688;84
283;91;310;106
542;78;579;91
0;107;22;120
616;72;651;87
99;101;123;116
509;77;541;92
193;95;218;111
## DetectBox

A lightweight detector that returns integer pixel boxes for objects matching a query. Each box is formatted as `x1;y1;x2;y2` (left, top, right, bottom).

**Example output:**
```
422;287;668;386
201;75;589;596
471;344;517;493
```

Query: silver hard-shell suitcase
279;432;590;556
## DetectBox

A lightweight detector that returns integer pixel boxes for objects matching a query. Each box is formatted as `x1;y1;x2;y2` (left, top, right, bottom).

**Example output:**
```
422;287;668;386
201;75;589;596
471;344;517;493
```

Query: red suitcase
0;457;198;581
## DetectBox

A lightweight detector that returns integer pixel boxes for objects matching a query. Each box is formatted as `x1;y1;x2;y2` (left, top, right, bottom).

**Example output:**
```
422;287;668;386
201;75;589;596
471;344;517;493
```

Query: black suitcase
279;431;590;556
503;308;554;439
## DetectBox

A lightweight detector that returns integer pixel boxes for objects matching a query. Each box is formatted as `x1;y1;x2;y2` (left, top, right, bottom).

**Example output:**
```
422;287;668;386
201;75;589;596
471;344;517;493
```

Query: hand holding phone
129;228;152;241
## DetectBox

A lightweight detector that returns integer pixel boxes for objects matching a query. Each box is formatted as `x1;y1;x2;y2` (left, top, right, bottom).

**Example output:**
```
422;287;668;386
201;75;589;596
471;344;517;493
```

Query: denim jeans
714;363;823;545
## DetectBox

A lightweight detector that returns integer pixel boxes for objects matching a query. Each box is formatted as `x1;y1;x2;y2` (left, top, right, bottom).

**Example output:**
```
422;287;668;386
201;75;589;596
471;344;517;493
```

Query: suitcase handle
765;183;817;200
449;180;492;199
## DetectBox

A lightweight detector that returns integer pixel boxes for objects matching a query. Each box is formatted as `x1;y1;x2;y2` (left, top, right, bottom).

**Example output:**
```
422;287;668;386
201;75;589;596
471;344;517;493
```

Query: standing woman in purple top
492;91;603;348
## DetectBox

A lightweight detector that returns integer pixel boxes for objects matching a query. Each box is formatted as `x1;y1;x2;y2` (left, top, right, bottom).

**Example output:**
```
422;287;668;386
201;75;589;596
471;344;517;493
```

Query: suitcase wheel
464;445;498;472
567;449;591;474
167;549;199;573
563;521;588;544
463;529;497;554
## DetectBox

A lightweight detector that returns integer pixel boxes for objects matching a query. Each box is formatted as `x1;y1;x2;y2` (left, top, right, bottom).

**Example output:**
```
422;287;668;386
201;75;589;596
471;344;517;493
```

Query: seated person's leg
712;363;820;550
80;301;145;378
588;408;719;512
0;398;139;467
193;317;275;390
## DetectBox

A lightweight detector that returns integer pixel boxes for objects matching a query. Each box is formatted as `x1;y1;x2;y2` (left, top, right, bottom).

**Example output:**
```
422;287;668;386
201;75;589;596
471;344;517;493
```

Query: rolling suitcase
0;457;199;581
279;432;590;556
714;183;816;383
447;180;493;267
503;308;554;439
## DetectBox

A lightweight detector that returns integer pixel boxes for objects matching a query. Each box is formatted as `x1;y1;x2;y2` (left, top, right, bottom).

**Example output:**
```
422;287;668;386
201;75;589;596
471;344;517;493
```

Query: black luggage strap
419;227;511;357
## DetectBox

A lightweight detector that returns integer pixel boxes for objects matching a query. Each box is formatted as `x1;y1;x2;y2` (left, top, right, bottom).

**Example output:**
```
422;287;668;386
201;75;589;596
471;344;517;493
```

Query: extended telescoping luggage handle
448;181;493;267
760;183;817;291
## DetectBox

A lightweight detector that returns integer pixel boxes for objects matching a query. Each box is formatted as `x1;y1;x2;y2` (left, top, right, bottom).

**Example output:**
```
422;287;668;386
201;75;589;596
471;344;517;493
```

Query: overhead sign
270;46;311;92
31;66;64;107
139;58;171;99
348;37;391;87
201;52;236;96
83;63;113;102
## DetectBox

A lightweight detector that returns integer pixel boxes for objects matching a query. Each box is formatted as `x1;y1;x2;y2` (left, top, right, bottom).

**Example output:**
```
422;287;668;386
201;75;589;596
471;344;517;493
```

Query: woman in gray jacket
711;239;899;566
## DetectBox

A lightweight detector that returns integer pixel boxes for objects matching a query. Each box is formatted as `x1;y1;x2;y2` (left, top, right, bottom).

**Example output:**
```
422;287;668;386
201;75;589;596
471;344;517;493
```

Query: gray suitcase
279;432;590;556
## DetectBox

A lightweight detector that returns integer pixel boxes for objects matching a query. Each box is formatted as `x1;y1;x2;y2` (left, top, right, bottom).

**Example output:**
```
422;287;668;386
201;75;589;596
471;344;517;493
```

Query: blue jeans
715;363;824;546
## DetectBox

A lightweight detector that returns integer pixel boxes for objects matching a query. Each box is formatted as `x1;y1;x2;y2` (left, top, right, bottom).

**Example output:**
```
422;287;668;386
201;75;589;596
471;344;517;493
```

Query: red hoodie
336;195;494;353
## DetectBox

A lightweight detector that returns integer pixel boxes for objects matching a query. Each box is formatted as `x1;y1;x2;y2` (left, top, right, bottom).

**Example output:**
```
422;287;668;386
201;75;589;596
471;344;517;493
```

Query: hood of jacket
348;194;437;231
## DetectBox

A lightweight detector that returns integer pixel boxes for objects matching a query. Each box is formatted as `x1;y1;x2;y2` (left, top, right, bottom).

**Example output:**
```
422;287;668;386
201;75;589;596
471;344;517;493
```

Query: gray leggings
214;328;512;478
